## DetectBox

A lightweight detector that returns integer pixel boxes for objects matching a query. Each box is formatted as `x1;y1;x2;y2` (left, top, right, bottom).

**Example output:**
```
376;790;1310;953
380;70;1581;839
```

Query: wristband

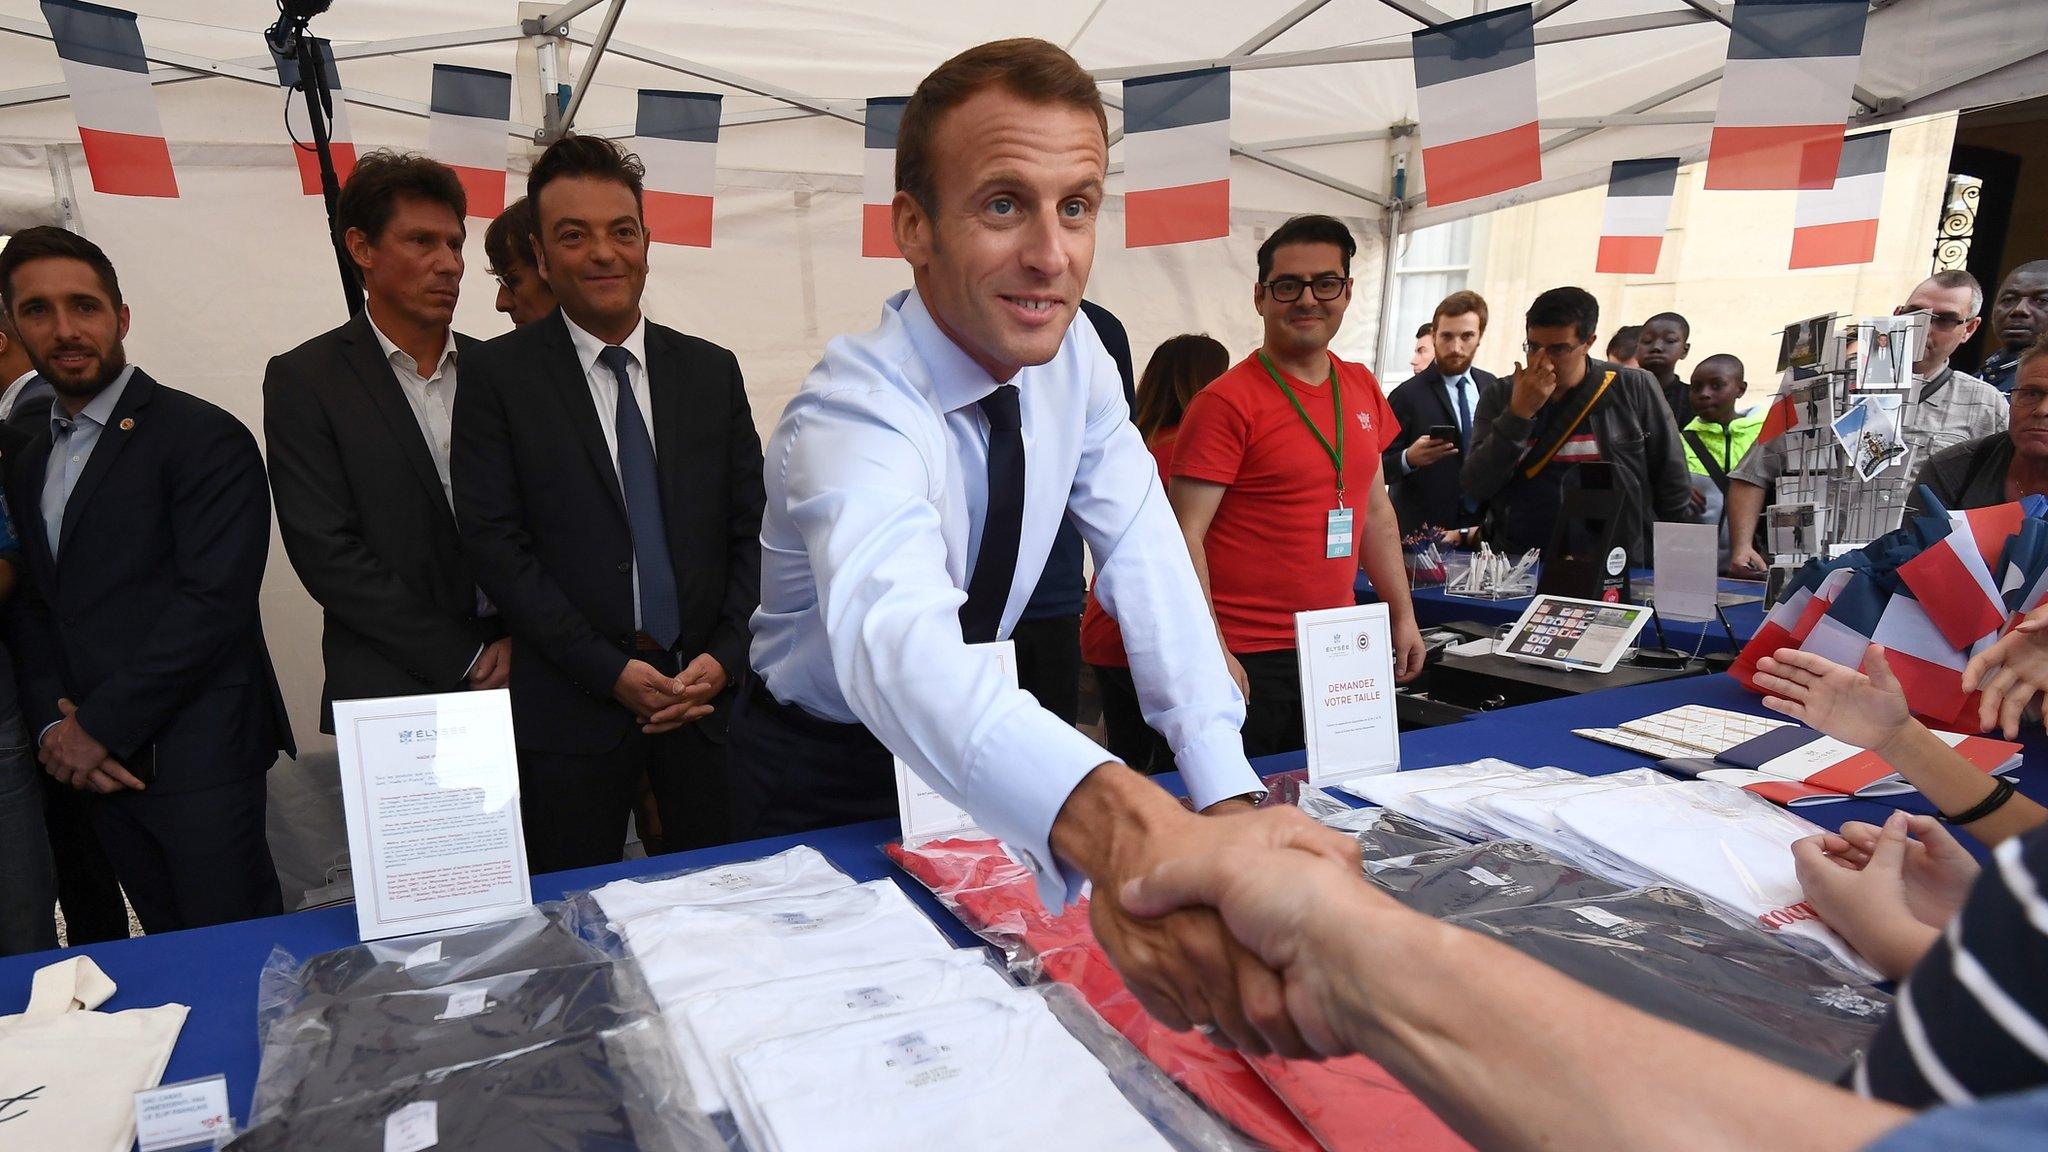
1938;776;2017;826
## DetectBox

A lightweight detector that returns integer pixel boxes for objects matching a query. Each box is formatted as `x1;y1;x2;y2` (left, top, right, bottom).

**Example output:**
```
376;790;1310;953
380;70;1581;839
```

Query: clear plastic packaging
1466;768;1677;885
1450;885;1891;1079
249;958;662;1124
225;1016;721;1151
1362;840;1627;918
1037;983;1263;1152
1247;1051;1475;1152
559;845;858;947
1309;801;1471;862
256;909;603;1038
1337;760;1575;840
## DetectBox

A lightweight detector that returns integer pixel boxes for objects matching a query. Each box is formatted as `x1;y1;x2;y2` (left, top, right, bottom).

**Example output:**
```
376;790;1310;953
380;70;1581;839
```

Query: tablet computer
1496;594;1653;674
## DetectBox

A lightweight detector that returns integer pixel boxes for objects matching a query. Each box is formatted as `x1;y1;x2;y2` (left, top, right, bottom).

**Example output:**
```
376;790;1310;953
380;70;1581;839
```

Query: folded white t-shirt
1340;760;1569;838
617;881;957;1015
676;950;1015;1114
591;844;855;924
1470;768;1674;883
1551;781;1880;980
728;996;1174;1152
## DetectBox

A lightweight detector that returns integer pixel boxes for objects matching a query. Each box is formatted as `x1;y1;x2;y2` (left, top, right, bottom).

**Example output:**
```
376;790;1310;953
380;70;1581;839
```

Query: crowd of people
0;32;2045;1150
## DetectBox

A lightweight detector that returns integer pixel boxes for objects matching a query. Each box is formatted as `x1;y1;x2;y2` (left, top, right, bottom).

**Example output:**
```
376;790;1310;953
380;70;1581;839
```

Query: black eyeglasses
1899;306;1971;330
1260;275;1350;302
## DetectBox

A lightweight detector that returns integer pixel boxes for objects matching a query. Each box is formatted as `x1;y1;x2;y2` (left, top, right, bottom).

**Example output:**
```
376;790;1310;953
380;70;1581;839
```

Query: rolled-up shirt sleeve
777;389;1125;909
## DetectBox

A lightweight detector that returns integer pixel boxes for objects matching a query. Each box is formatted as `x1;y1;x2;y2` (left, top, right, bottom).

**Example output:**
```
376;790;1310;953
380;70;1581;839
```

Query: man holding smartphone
1383;290;1497;543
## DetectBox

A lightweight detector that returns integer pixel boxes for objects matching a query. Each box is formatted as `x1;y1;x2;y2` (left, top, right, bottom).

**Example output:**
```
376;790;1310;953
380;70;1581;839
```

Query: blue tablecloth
1358;566;1769;654
3;672;2035;1125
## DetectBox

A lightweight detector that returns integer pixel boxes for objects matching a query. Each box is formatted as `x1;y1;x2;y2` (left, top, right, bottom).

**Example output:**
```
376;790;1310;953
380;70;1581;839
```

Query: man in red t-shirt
1170;214;1425;757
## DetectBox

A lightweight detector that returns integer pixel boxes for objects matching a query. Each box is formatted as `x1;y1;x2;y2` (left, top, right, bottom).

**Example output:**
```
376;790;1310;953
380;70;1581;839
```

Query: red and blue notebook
1659;726;2020;807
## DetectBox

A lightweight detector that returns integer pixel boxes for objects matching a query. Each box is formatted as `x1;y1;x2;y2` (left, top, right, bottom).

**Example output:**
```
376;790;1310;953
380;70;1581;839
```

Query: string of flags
28;0;1893;260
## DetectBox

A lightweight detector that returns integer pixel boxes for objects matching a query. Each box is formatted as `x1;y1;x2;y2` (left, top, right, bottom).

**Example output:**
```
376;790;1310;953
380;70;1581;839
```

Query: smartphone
1427;424;1459;446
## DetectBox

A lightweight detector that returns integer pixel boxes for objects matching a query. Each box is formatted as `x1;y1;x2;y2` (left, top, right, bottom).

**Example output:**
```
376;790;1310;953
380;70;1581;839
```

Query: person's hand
1433;526;1475;550
39;701;144;792
612;659;686;725
642;653;725;733
1507;351;1557;419
467;638;513;691
75;757;146;794
1688;484;1708;516
1728;544;1767;578
1405;436;1458;469
1122;838;1387;1057
1069;784;1359;1059
1963;605;2048;737
1792;810;1942;981
1754;646;1913;753
1223;650;1250;704
1817;814;1980;929
1391;617;1426;683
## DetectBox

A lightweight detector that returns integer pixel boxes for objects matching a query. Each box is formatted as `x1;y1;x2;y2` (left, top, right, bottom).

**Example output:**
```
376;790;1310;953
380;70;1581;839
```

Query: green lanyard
1258;351;1345;504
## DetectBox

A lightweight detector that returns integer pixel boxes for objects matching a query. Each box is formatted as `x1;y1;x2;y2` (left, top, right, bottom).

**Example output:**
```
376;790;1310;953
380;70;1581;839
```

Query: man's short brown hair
1433;289;1489;333
335;150;467;249
485;196;539;273
527;133;646;225
895;38;1107;216
0;226;122;313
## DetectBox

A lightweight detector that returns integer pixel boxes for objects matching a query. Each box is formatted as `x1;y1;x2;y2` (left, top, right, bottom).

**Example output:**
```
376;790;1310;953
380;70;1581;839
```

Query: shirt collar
52;364;135;436
5;369;35;395
892;288;1002;414
1441;367;1472;390
563;310;648;380
366;311;458;380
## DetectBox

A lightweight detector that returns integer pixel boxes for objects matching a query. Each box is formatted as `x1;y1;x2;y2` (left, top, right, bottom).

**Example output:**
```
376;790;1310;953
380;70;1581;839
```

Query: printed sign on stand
334;689;532;941
1294;604;1400;786
894;641;1016;845
1653;521;1721;624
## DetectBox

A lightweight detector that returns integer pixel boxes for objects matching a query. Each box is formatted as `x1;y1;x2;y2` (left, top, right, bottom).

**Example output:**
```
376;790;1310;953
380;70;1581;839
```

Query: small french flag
1797;570;1882;670
862;97;908;259
270;36;354;197
1870;589;1973;727
1730;577;1817;690
429;64;511;218
1412;5;1541;208
1595;158;1679;275
1121;68;1230;248
1789;131;1888;269
634;90;720;248
1706;0;1868;191
1897;511;2008;650
40;0;177;197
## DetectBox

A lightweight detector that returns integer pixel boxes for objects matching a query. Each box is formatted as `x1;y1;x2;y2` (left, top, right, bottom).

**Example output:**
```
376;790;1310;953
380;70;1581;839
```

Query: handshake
39;698;146;793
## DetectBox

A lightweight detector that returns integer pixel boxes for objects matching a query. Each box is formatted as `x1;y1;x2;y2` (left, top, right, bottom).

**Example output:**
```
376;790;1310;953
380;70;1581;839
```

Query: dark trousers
44;772;129;944
519;720;730;876
1011;613;1082;724
728;677;895;841
1236;647;1305;759
1090;663;1172;775
88;772;281;934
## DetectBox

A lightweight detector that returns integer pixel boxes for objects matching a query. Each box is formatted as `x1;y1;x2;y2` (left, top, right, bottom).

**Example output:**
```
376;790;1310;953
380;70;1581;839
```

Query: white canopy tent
1;0;2046;898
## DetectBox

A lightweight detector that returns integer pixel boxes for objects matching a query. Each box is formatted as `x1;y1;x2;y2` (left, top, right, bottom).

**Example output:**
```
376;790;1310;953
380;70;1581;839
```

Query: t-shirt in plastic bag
1365;840;1626;918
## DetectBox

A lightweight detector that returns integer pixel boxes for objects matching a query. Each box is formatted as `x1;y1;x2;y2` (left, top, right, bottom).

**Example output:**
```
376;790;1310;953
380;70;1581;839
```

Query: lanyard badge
1258;353;1353;560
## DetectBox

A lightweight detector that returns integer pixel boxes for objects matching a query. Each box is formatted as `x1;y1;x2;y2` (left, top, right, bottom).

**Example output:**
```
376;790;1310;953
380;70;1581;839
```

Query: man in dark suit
1;226;292;933
1383;289;1499;542
267;152;509;730
452;135;765;873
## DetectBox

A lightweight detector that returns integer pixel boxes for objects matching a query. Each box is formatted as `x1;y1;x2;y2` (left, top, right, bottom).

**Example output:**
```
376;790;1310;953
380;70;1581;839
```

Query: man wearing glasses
1462;286;1693;560
483;196;556;329
1725;271;2007;576
1171;214;1425;757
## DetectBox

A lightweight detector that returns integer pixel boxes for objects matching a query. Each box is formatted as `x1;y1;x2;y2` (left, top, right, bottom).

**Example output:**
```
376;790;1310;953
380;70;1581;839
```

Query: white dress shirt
0;369;39;421
562;311;655;631
366;315;459;507
752;288;1262;906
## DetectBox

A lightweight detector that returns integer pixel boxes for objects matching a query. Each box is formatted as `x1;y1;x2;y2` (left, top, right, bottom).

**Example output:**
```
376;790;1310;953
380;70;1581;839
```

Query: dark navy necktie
1454;377;1477;514
598;345;680;649
960;384;1024;644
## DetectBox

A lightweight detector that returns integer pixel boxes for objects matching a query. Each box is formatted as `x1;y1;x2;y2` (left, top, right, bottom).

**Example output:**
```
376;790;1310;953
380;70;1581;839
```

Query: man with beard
1382;289;1498;541
1981;261;2048;394
1172;213;1426;757
2;227;292;932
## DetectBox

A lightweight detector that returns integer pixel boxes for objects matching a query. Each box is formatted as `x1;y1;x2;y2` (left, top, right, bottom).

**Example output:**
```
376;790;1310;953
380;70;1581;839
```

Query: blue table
4;673;2034;1126
1358;565;1770;654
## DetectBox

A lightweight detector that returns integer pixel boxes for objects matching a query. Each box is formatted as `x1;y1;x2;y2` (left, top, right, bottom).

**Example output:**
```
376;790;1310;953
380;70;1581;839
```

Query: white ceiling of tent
0;0;2044;229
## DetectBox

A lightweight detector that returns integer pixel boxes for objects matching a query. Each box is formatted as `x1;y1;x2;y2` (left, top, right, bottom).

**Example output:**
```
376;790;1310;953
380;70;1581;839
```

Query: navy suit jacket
7;369;293;791
1383;363;1499;534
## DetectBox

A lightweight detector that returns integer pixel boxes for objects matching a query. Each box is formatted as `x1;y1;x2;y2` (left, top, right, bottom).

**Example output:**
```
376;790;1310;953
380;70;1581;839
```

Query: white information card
1294;604;1401;785
894;641;1015;845
133;1075;232;1152
334;689;532;942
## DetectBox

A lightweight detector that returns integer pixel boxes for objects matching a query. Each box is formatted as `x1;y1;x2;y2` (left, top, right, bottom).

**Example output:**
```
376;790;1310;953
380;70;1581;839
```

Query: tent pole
553;0;625;141
1374;155;1407;378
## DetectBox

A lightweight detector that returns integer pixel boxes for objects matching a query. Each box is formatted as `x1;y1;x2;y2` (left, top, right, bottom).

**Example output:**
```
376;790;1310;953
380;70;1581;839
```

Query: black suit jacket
3;373;53;436
1382;363;1499;533
7;369;293;792
451;310;766;756
265;313;503;731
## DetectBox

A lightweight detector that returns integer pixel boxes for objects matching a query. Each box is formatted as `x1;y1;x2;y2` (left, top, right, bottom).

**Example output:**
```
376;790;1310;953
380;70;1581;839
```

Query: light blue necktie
598;346;680;649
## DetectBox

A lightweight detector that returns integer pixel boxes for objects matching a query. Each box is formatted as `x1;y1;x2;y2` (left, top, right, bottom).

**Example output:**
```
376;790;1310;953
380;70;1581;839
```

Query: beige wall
1465;114;1960;407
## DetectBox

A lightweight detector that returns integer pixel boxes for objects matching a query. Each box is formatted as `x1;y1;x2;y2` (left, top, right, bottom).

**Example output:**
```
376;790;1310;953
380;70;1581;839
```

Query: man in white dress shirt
731;37;1355;1059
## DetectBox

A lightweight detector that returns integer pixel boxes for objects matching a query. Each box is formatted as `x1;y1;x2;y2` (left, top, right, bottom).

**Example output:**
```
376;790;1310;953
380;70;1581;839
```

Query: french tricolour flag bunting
1706;0;1868;190
862;97;908;259
1797;570;1882;671
1412;5;1541;208
40;0;177;197
1121;68;1230;248
633;90;720;248
1871;589;1974;727
429;64;511;218
1897;510;2007;650
1596;158;1679;275
270;36;354;196
1789;131;1888;269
